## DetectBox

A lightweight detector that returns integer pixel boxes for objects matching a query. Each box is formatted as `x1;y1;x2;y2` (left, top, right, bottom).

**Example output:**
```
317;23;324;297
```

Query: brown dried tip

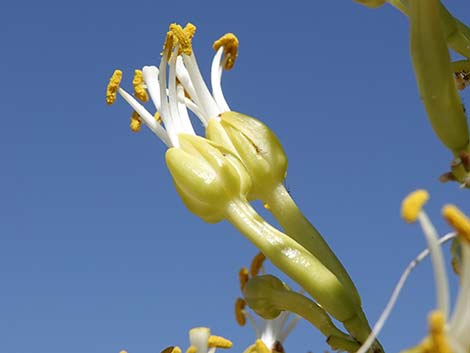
459;151;470;171
439;172;457;183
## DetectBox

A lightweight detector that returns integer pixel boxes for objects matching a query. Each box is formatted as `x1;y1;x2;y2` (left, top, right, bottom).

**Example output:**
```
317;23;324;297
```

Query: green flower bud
410;0;469;153
206;111;287;200
165;134;252;223
243;274;287;320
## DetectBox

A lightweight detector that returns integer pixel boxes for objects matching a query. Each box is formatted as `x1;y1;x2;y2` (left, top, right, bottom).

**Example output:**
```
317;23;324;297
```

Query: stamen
255;339;270;353
130;111;142;132
442;204;470;242
401;189;430;223
213;33;239;70
428;311;453;353
208;336;233;349
235;298;247;326
133;70;149;102
239;267;249;291
250;252;266;277
106;70;123;105
170;23;195;56
155;112;162;123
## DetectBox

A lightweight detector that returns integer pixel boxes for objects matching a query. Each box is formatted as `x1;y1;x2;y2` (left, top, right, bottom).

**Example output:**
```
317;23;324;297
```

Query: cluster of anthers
106;22;239;148
235;253;300;353
401;190;470;353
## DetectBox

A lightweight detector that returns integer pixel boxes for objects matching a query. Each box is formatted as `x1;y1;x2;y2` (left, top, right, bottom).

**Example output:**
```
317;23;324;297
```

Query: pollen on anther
155;112;163;124
428;311;452;353
161;347;181;353
133;69;149;102
401;189;430;223
442;204;470;242
170;23;194;56
208;335;233;349
130;111;142;132
213;33;239;70
255;339;270;353
239;267;249;291
235;298;246;326
106;70;123;105
185;345;197;353
250;252;266;277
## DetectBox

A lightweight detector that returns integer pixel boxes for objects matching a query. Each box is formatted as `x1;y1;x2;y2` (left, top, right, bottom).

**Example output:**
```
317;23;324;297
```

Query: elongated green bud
165;134;251;223
206;112;287;201
410;0;469;153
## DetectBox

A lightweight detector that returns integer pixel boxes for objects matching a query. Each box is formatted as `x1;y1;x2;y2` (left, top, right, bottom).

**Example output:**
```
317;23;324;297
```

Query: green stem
264;183;362;307
388;0;470;58
225;198;357;323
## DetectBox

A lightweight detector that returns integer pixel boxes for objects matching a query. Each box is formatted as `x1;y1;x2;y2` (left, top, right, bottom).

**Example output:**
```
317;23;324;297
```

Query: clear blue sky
1;1;469;352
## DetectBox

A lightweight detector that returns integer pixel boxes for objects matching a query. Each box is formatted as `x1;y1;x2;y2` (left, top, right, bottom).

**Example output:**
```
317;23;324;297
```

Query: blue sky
1;1;469;352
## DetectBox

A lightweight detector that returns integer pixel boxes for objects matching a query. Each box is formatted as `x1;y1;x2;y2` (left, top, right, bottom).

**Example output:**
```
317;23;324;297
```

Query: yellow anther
185;346;197;353
213;33;239;70
106;70;122;105
235;297;246;326
133;70;149;102
428;311;452;353
208;335;233;349
239;267;249;291
162;31;175;58
161;347;182;353
170;23;194;56
255;339;270;353
183;23;196;41
119;351;128;353
250;252;266;277
155;112;162;124
442;204;470;242
263;202;270;210
401;189;430;223
130;111;142;132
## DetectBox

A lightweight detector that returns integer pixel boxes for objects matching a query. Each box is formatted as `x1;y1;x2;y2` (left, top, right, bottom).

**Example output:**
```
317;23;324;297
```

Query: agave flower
401;190;470;353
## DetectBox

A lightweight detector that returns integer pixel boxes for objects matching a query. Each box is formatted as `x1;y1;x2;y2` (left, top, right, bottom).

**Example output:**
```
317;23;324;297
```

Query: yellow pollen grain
213;33;239;70
130;111;142;132
185;346;197;353
183;23;196;41
154;112;162;124
119;351;128;353
170;23;193;56
401;189;430;223
106;70;123;105
442;204;470;242
428;311;452;353
239;267;249;291
255;339;270;353
162;31;175;58
250;252;266;277
208;335;233;349
235;297;246;326
132;70;149;102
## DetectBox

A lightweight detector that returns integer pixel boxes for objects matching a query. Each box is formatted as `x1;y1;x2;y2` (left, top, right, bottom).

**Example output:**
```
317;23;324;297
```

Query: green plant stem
225;198;382;351
264;183;361;307
388;0;470;58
